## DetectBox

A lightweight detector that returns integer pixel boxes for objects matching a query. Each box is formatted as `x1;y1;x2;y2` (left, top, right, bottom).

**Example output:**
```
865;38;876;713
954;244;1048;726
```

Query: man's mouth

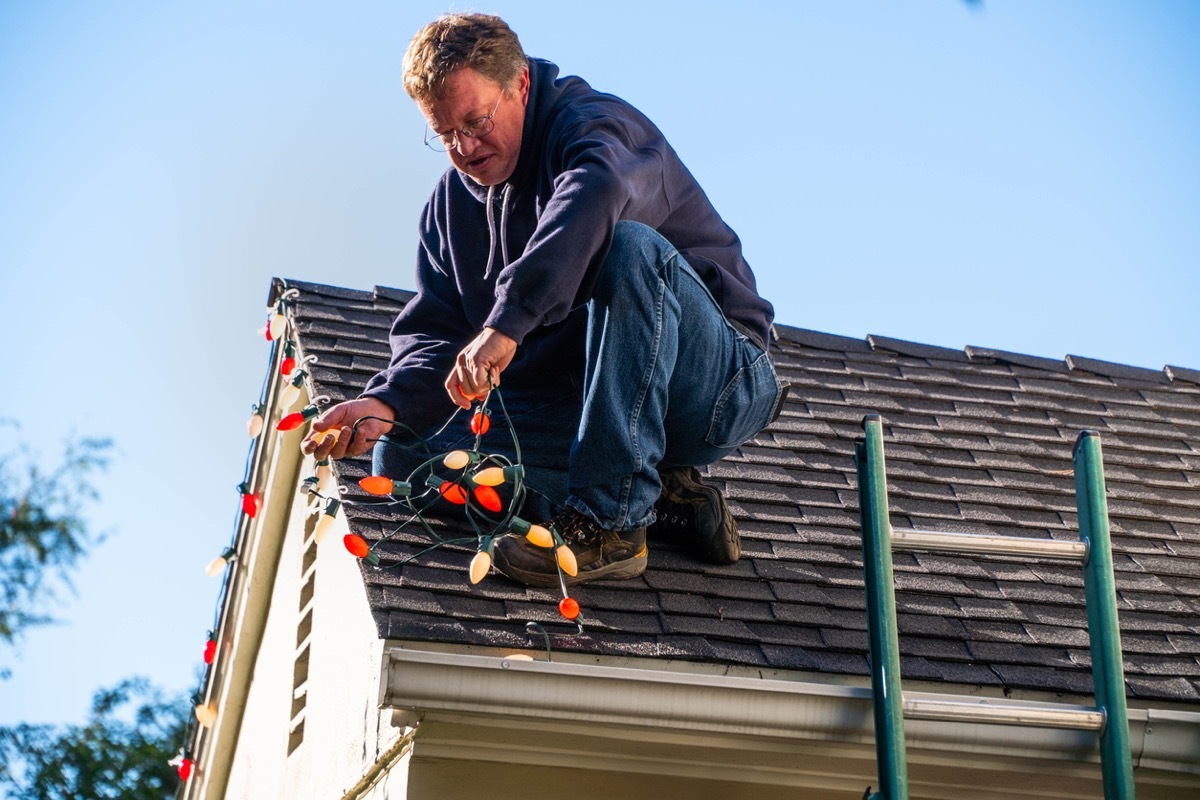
468;154;492;170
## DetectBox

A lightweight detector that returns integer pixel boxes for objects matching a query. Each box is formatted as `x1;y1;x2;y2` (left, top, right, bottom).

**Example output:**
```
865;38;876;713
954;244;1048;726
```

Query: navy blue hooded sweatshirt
361;58;775;431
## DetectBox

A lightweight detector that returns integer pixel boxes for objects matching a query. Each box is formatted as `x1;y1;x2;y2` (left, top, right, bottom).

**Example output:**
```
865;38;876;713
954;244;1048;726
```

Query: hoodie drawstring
483;183;513;280
484;184;496;279
499;183;511;270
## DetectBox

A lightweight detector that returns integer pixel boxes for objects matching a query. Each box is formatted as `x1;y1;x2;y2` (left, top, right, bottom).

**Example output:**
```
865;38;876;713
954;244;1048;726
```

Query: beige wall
223;462;409;799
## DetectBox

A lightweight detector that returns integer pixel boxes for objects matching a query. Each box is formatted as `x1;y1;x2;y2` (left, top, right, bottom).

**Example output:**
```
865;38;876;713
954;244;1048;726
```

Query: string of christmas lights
296;387;589;626
178;288;586;788
173;289;302;785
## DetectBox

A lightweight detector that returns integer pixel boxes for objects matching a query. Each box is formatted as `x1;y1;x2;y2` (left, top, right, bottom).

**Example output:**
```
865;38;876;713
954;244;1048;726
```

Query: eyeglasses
423;93;504;152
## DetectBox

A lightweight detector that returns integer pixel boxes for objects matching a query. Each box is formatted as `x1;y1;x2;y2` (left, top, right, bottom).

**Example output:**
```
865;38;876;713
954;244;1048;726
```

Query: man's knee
608;220;670;267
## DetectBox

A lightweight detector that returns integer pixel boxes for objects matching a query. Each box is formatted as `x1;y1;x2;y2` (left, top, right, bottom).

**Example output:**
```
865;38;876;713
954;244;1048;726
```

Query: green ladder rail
855;414;1135;800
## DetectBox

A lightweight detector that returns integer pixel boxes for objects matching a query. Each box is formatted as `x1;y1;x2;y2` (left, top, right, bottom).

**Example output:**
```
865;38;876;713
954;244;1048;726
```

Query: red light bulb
203;638;217;665
241;492;261;518
470;410;491;435
344;534;370;558
276;404;319;432
440;481;468;505
276;412;306;431
281;356;296;376
178;758;193;781
473;485;502;513
558;597;581;620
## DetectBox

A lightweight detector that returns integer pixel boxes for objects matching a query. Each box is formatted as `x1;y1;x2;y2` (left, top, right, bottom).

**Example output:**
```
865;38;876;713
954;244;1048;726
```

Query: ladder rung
891;528;1088;561
903;697;1105;731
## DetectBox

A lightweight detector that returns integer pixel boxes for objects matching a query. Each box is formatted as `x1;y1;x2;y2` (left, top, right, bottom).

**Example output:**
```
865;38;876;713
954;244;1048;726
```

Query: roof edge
381;647;1200;779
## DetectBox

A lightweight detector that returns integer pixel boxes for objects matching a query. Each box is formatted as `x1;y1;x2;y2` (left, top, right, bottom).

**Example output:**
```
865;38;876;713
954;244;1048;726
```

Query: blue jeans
374;221;781;531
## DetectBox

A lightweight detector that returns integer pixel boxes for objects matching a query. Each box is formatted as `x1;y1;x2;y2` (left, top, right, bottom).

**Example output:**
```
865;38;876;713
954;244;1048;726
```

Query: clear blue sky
1;1;1197;727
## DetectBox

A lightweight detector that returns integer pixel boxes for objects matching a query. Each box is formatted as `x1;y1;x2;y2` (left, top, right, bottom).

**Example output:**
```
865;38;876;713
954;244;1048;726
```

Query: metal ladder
854;414;1135;800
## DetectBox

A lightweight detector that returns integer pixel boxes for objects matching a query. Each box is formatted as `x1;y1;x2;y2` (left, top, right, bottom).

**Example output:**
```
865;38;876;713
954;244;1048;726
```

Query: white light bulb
317;462;335;494
268;312;286;339
314;512;336;544
281;382;302;407
195;702;218;728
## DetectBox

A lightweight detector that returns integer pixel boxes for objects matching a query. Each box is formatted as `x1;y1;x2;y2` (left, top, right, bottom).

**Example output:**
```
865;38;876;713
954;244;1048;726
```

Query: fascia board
381;646;1200;778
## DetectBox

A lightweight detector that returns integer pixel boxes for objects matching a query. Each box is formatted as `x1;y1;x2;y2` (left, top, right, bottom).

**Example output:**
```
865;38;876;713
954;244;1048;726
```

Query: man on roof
302;12;781;587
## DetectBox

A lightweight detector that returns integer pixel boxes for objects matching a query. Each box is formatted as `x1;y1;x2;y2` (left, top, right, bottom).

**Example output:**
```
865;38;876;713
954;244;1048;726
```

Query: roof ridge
275;278;1198;386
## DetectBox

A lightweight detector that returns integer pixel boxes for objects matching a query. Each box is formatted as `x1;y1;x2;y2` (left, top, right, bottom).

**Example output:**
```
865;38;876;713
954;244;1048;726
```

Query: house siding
221;459;410;799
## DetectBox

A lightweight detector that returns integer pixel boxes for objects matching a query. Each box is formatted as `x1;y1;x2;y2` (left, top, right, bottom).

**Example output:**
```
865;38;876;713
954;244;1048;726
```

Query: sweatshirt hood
456;57;566;203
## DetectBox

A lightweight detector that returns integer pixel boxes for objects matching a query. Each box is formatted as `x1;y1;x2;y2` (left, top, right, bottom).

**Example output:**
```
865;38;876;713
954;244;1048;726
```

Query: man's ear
517;68;530;105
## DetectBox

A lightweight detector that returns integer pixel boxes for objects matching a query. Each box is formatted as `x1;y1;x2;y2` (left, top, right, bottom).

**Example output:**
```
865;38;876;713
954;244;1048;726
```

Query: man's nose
455;134;482;156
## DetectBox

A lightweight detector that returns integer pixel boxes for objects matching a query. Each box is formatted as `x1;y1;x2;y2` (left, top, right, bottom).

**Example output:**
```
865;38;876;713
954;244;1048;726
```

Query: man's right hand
301;397;396;461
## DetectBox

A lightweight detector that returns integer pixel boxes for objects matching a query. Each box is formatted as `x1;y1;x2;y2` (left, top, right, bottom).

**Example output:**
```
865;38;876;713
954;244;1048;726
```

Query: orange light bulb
525;525;553;548
470;410;491;435
359;476;394;495
556;545;578;577
312;428;339;445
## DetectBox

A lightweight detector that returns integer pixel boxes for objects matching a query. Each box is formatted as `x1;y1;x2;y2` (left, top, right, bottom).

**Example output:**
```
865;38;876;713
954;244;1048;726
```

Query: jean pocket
705;350;781;449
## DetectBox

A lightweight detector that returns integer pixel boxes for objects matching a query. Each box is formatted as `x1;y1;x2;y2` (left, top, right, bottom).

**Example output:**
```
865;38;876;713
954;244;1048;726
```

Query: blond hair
402;13;527;102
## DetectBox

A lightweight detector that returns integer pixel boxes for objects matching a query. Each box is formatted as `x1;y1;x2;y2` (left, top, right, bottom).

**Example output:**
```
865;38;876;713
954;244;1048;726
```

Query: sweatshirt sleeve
360;205;471;432
484;110;671;343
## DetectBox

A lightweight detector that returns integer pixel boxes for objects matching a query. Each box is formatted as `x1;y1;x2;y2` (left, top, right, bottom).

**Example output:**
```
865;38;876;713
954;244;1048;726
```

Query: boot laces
652;501;695;536
549;508;604;546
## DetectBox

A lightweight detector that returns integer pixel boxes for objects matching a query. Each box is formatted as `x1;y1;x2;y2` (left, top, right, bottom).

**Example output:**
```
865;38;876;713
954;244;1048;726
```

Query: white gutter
381;647;1200;778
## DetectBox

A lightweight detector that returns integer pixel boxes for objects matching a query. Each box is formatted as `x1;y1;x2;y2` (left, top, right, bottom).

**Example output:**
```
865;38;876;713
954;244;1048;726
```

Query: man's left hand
446;327;517;408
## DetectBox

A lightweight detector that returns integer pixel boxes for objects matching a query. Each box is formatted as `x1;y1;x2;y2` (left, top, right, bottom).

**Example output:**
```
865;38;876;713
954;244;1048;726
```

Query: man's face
420;67;529;186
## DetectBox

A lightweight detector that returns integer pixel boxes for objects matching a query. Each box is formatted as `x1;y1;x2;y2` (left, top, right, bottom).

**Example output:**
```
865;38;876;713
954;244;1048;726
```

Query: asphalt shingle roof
275;277;1200;705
